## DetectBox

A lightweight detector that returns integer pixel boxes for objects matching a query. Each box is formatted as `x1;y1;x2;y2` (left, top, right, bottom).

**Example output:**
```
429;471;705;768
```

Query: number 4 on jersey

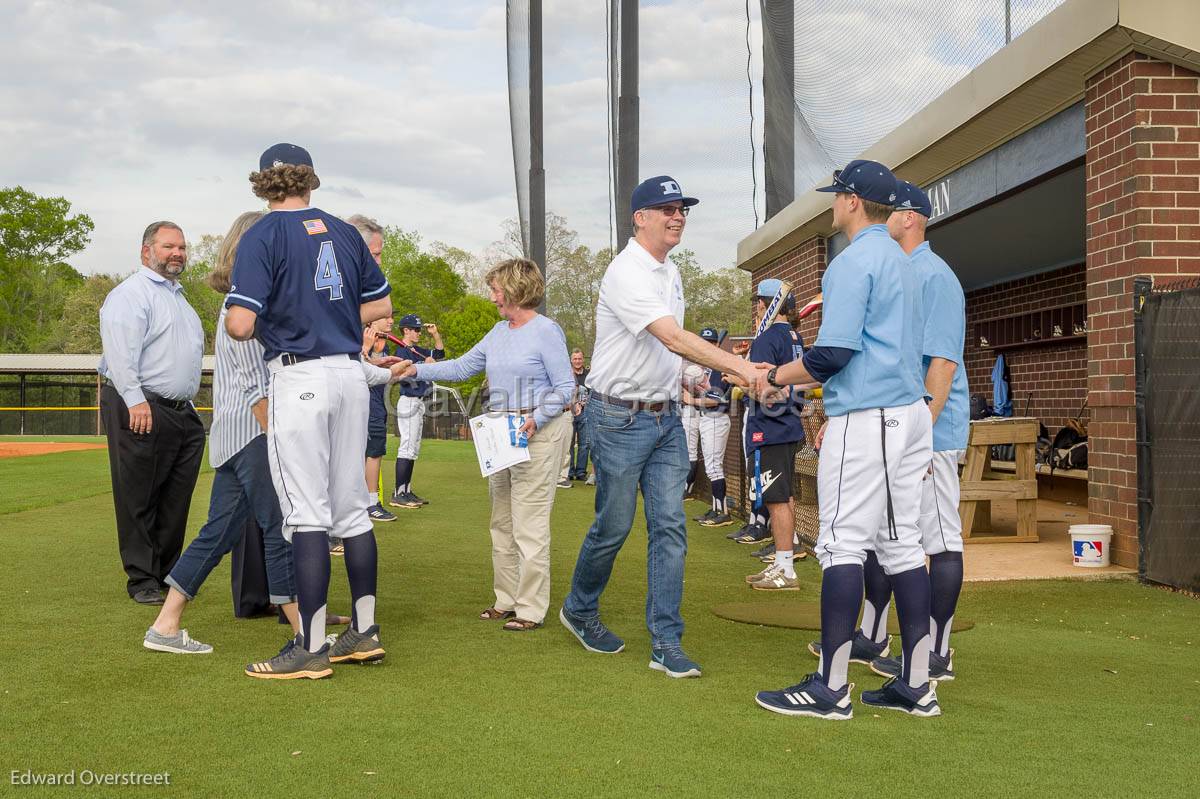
314;240;344;301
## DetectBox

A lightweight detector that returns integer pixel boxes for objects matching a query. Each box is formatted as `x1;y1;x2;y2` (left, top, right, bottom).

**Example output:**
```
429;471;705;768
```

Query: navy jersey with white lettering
745;322;805;451
704;368;730;413
226;208;390;360
394;344;445;398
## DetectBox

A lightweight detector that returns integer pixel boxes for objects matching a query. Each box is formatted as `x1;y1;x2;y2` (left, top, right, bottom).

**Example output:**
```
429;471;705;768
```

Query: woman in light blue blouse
412;259;575;630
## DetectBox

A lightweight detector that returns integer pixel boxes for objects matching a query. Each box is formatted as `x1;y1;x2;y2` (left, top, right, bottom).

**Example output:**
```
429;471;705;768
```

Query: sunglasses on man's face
647;204;689;218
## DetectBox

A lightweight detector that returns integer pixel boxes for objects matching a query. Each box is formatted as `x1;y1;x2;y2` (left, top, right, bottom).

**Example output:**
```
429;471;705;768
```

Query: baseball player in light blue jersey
750;160;939;719
849;181;970;682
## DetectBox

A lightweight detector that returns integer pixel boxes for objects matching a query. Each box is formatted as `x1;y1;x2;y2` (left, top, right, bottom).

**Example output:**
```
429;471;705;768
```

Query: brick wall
1084;52;1200;568
964;264;1089;431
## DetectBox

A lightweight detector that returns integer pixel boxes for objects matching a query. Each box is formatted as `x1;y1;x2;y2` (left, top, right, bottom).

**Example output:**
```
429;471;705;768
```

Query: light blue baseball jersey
814;224;925;416
912;242;969;451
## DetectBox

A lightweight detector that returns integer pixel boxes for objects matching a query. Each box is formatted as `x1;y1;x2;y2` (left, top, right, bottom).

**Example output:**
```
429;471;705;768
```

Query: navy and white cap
893;180;932;217
631;175;700;214
815;159;897;206
699;327;719;342
259;143;314;171
398;314;423;330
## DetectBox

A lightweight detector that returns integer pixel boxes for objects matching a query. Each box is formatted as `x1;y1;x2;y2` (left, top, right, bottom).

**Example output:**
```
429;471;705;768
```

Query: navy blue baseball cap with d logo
893;180;932;217
398;314;423;330
258;143;320;188
699;327;719;342
631;175;700;214
815;159;897;205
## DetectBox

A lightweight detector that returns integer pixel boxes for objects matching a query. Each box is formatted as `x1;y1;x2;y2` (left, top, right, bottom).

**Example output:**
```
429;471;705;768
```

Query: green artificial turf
0;437;1197;797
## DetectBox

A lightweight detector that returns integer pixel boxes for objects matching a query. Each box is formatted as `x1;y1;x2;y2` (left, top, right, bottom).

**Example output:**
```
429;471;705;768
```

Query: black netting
506;0;532;258
762;1;1068;209
1139;285;1200;592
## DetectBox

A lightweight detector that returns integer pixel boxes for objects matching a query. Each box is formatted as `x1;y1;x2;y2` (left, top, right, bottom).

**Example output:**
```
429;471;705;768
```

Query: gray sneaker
585;474;596;486
143;627;212;654
245;637;333;680
329;624;385;664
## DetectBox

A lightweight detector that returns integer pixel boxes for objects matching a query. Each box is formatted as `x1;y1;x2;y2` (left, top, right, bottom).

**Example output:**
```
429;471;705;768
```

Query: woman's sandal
479;607;516;621
502;618;544;632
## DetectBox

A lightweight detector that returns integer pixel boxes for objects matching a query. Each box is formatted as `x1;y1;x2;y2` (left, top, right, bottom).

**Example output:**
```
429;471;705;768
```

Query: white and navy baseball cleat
755;674;854;720
860;678;941;717
869;649;955;682
807;631;890;664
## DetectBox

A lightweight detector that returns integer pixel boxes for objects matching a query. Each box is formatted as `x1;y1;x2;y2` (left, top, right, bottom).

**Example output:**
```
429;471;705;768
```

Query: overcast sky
1;1;1062;278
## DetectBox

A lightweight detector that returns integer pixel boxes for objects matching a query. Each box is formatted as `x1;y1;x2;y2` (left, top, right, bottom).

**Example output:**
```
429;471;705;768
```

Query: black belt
102;380;192;412
591;391;672;413
280;352;361;367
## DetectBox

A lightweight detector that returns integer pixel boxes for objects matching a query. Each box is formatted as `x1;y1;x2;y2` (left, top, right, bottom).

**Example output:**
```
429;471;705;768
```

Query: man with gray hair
346;214;397;525
99;221;206;604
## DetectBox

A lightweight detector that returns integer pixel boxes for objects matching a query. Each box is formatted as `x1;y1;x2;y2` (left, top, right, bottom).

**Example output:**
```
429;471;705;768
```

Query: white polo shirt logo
660;180;680;195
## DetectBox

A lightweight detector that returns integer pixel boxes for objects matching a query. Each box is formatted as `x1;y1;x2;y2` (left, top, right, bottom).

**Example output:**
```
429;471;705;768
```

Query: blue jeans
165;435;296;604
564;397;690;647
569;413;591;479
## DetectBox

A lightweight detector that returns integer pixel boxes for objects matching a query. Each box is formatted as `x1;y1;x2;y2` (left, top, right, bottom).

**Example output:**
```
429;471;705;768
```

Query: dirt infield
0;442;107;459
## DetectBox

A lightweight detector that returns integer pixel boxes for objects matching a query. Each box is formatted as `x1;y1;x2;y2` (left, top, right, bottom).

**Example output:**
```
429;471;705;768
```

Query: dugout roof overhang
737;0;1200;290
0;354;216;375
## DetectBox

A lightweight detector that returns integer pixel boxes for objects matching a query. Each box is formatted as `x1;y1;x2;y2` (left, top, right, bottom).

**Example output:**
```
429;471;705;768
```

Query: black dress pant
230;517;272;618
100;384;206;597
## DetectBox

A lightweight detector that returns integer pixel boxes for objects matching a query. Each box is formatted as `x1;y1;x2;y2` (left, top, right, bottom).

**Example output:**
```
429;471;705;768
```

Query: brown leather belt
591;391;672;413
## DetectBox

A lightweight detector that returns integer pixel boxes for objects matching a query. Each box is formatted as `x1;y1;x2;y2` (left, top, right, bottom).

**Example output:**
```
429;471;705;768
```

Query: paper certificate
469;413;532;477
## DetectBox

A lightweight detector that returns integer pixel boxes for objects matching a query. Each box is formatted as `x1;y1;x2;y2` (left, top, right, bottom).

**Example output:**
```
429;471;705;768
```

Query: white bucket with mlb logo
1069;524;1112;568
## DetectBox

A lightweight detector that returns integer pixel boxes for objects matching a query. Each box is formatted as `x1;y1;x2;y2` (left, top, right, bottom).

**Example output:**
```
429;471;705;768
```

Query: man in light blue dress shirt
98;221;205;605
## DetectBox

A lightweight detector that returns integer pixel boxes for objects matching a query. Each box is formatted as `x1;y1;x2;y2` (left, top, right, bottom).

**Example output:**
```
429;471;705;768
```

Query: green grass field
1;437;1197;797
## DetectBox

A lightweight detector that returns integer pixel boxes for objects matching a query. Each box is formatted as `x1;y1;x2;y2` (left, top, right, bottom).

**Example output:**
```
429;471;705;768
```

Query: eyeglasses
647;204;689;218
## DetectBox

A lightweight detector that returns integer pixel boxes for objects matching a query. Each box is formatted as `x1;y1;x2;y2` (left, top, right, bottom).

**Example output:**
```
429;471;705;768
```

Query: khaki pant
487;411;572;623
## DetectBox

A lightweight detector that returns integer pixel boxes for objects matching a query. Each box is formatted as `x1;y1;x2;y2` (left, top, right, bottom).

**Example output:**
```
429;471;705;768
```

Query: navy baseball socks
929;551;963;660
390;458;423;507
328;531;385;663
860;550;892;646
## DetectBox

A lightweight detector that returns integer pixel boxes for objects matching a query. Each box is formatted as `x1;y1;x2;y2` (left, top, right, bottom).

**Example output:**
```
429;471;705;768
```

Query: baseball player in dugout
224;143;412;680
388;313;445;509
742;281;809;591
559;175;772;679
98;221;205;606
686;328;734;528
745;160;940;718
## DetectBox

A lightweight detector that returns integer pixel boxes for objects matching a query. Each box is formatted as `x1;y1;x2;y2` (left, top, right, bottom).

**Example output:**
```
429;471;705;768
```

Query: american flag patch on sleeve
303;219;328;235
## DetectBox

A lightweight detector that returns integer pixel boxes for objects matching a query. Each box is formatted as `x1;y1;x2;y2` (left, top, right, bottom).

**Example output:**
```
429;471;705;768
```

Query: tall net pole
528;0;546;310
614;0;638;246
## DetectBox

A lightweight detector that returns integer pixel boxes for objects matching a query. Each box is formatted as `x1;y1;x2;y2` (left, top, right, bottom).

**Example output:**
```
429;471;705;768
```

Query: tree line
0;187;752;375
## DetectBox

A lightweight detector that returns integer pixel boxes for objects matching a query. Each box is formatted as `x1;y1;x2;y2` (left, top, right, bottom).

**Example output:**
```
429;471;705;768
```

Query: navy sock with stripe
292;530;331;653
818;563;863;691
343;530;378;634
860;550;893;644
890;565;933;688
929;551;964;657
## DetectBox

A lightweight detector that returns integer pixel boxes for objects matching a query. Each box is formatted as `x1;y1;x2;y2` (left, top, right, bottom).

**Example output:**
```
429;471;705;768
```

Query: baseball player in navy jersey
750;160;940;718
680;358;703;497
225;143;410;679
741;281;808;590
388;314;445;508
690;328;734;527
851;181;969;683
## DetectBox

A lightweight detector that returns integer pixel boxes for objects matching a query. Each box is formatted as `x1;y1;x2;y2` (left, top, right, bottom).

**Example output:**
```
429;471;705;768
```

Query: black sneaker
388;491;422;509
751;542;775;559
755;673;854;720
734;525;772;545
409;492;430;505
726;523;750;541
693;509;717;523
245;637;333;680
806;631;890;665
869;648;955;682
367;504;397;522
860;678;941;717
699;512;735;528
329;624;385;664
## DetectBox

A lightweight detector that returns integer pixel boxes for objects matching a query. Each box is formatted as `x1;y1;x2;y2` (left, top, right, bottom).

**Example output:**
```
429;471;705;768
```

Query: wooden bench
960;418;1040;543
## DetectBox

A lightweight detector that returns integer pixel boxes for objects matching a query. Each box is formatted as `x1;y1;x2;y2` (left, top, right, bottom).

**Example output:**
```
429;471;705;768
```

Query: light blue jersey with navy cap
814;224;925;416
227;208;390;360
912;241;969;451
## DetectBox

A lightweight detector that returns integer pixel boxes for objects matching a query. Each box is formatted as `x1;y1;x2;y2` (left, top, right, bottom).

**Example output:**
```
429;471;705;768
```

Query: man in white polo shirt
560;176;769;679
